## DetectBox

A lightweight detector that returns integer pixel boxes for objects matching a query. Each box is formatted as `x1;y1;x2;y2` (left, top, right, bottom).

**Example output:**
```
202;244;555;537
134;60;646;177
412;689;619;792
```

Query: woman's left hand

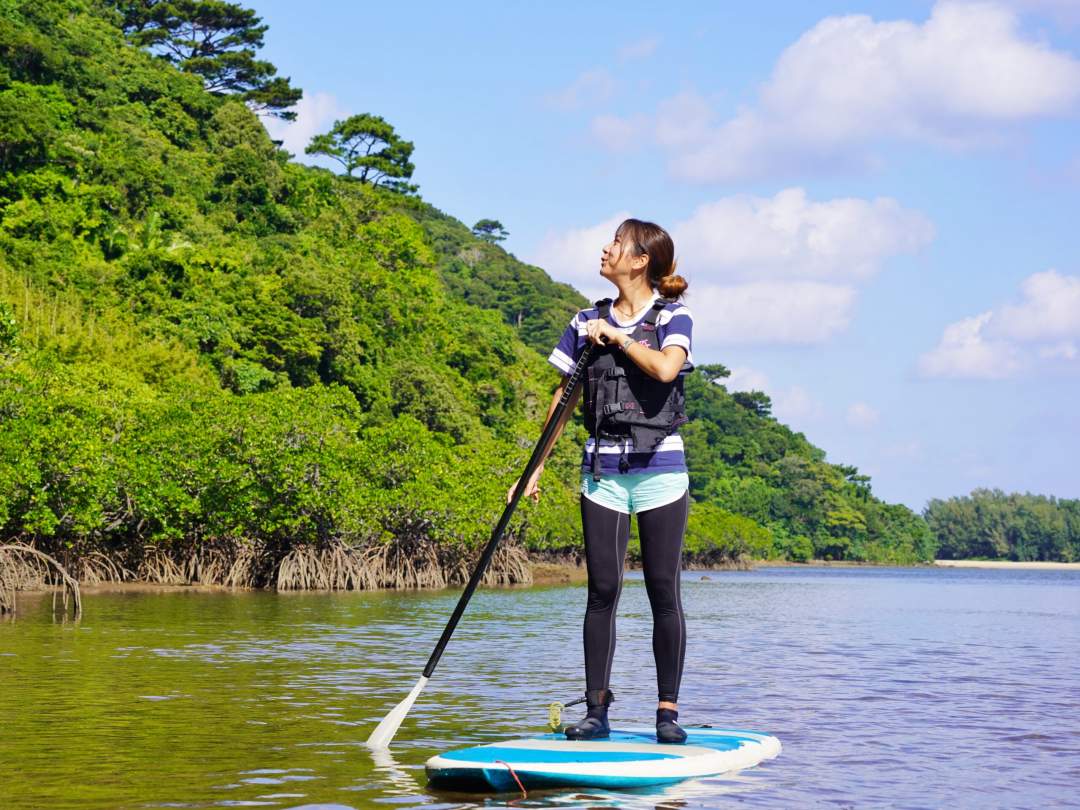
584;318;622;347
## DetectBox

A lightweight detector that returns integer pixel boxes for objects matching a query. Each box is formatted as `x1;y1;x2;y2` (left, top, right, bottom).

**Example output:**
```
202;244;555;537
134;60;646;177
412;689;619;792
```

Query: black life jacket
584;297;690;480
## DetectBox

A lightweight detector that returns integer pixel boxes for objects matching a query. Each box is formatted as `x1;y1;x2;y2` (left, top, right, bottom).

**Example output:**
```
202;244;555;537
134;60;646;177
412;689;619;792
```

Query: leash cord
494;760;527;798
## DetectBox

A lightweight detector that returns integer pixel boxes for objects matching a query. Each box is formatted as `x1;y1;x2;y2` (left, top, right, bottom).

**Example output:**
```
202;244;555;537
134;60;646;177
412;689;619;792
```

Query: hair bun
657;273;688;299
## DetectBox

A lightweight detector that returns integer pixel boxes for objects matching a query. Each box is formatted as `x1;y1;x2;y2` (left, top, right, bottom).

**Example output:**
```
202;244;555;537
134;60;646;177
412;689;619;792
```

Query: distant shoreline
11;559;1077;603
931;559;1080;570
754;558;1080;571
531;558;1080;584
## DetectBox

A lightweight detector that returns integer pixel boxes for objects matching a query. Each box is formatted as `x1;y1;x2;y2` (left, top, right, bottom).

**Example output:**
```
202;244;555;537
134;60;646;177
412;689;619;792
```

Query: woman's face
600;232;646;281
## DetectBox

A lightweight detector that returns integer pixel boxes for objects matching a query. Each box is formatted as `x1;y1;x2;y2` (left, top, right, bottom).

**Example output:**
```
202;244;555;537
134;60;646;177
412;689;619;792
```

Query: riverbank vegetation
1;0;1064;601
926;490;1078;562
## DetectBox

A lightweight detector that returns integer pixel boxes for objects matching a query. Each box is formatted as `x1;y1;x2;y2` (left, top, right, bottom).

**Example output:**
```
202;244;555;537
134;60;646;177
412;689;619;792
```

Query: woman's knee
643;583;681;615
642;559;681;604
586;576;621;609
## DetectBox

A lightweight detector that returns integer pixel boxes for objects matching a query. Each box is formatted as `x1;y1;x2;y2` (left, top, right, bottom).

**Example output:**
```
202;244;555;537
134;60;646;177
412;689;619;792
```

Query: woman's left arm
584;320;687;383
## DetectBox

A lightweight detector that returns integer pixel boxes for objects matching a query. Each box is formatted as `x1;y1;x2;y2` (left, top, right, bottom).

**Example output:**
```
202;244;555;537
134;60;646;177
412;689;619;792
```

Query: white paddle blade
366;675;429;750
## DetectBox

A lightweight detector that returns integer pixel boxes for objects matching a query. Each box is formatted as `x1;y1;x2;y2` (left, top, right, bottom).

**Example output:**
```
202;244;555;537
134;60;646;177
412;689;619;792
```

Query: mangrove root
0;543;82;618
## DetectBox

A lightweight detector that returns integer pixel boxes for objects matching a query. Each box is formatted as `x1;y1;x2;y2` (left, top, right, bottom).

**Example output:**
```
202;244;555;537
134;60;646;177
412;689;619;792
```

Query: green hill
0;0;934;598
400;200;933;564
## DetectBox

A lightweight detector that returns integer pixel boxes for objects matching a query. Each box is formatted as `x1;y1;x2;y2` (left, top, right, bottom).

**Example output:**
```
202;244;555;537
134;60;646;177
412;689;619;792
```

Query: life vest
584;297;689;480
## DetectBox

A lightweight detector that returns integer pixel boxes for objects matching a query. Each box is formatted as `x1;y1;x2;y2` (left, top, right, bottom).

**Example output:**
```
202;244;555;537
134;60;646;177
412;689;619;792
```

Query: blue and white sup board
425;727;781;791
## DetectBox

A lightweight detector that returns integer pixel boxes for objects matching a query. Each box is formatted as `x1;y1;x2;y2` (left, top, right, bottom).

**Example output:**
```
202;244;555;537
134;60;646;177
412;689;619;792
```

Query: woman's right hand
507;465;544;504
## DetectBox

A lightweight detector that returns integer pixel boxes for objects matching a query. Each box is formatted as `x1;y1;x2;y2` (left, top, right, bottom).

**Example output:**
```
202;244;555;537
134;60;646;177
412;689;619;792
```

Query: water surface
2;566;1078;808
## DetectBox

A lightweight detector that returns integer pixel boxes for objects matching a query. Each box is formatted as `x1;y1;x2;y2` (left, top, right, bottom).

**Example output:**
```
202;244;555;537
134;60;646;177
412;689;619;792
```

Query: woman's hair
614;218;687;299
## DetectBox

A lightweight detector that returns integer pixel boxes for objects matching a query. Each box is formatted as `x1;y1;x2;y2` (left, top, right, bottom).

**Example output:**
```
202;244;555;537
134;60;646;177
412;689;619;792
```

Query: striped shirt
548;294;694;475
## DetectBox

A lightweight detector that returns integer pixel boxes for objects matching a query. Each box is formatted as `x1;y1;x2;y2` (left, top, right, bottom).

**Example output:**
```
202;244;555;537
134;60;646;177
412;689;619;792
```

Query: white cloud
688;282;857;347
529;212;631;304
993;270;1080;341
530;188;931;347
1038;341;1078;360
598;2;1080;182
920;269;1080;378
673;188;934;282
846;401;881;429
918;312;1021;379
545;69;616;111
772;385;825;427
617;36;659;62
725;367;771;392
261;91;350;162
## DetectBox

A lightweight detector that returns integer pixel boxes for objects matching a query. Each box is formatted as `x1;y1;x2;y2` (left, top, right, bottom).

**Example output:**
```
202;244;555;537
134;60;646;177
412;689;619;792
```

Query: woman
509;218;693;744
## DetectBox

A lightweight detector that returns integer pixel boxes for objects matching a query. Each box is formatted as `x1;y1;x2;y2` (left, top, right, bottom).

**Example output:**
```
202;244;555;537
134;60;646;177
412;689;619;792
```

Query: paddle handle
422;341;595;678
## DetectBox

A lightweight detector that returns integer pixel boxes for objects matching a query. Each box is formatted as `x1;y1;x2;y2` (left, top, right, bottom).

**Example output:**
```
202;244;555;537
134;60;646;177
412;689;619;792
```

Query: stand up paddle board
425;727;781;791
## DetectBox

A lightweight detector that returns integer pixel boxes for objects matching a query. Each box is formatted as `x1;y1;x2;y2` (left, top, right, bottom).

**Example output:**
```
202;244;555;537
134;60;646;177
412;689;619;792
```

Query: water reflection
1;566;1078;808
418;767;768;810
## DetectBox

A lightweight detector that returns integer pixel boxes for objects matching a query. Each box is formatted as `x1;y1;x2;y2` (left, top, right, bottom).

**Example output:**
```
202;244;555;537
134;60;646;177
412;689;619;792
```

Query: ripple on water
1;567;1079;809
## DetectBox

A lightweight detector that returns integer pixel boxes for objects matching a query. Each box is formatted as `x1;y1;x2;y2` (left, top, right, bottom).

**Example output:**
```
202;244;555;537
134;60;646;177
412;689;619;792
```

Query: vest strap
642;298;670;327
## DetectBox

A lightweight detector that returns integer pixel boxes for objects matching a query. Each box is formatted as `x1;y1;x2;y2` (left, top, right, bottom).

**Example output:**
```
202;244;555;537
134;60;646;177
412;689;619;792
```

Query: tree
306;114;417;193
105;0;302;119
472;219;508;243
0;83;73;171
839;464;873;501
697;362;731;382
0;302;19;363
732;390;772;418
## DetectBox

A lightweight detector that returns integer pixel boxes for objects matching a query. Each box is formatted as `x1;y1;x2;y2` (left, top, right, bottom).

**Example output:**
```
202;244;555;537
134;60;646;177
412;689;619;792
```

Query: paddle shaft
422;341;596;678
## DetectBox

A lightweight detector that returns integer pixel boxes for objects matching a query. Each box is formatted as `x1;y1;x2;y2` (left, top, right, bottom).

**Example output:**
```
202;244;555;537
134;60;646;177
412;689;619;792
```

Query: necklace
613;298;654;321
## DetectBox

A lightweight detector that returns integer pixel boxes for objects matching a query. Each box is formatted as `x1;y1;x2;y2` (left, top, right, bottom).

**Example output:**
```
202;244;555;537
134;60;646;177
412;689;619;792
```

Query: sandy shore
752;559;891;568
529;561;589;585
933;559;1080;570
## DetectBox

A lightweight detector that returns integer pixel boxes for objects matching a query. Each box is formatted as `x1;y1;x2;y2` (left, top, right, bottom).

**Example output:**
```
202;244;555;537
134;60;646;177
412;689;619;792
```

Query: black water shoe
564;689;613;740
656;708;687;744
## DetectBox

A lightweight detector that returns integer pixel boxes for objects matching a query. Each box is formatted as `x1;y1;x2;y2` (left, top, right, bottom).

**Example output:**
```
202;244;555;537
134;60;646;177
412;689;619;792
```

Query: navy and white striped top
547;294;694;475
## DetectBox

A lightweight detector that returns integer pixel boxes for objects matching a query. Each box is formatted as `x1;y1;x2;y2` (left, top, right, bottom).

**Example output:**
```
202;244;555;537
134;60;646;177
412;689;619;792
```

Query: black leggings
580;491;689;703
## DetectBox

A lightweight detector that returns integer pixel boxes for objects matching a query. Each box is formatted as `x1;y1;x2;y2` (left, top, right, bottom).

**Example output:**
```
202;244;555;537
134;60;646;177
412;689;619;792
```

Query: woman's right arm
506;375;583;503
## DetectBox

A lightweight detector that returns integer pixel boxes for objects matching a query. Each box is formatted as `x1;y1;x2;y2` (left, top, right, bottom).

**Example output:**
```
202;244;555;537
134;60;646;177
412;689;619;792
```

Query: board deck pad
425;727;781;791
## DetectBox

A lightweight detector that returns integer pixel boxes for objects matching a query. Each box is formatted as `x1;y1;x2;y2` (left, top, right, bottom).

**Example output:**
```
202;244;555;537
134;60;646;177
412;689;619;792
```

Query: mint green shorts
581;471;690;515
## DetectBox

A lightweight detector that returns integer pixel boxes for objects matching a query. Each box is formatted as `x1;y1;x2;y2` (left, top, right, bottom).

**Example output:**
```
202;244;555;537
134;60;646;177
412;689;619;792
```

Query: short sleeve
547;312;585;374
659;304;693;369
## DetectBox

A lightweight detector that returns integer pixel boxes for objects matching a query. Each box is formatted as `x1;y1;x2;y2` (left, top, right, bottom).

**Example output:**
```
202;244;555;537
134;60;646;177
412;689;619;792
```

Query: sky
254;0;1080;511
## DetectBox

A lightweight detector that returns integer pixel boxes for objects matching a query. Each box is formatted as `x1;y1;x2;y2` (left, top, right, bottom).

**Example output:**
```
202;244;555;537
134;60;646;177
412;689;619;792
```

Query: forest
1;1;1071;602
926;490;1078;562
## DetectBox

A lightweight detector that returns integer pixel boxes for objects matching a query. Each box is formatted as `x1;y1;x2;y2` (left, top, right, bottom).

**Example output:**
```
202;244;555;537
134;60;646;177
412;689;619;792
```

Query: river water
2;565;1078;809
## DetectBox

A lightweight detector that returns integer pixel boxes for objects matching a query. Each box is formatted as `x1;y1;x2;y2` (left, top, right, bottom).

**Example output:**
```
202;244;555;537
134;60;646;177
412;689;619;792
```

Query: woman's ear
632;252;649;271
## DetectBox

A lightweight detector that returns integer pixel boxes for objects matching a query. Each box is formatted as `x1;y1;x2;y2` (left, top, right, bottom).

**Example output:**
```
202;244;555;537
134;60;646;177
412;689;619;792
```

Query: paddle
366;339;596;749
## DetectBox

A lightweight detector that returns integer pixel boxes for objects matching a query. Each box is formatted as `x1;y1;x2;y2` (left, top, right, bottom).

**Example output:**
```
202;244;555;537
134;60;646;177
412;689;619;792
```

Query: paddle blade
366;675;429;750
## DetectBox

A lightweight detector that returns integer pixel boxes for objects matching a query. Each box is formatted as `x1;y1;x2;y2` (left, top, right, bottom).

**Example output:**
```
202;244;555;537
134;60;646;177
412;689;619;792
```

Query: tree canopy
472;219;508;243
104;0;302;119
306;114;417;193
926;489;1078;562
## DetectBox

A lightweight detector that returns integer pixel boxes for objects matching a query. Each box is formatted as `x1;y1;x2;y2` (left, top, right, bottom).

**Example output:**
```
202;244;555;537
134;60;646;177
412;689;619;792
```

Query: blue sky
255;1;1080;510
